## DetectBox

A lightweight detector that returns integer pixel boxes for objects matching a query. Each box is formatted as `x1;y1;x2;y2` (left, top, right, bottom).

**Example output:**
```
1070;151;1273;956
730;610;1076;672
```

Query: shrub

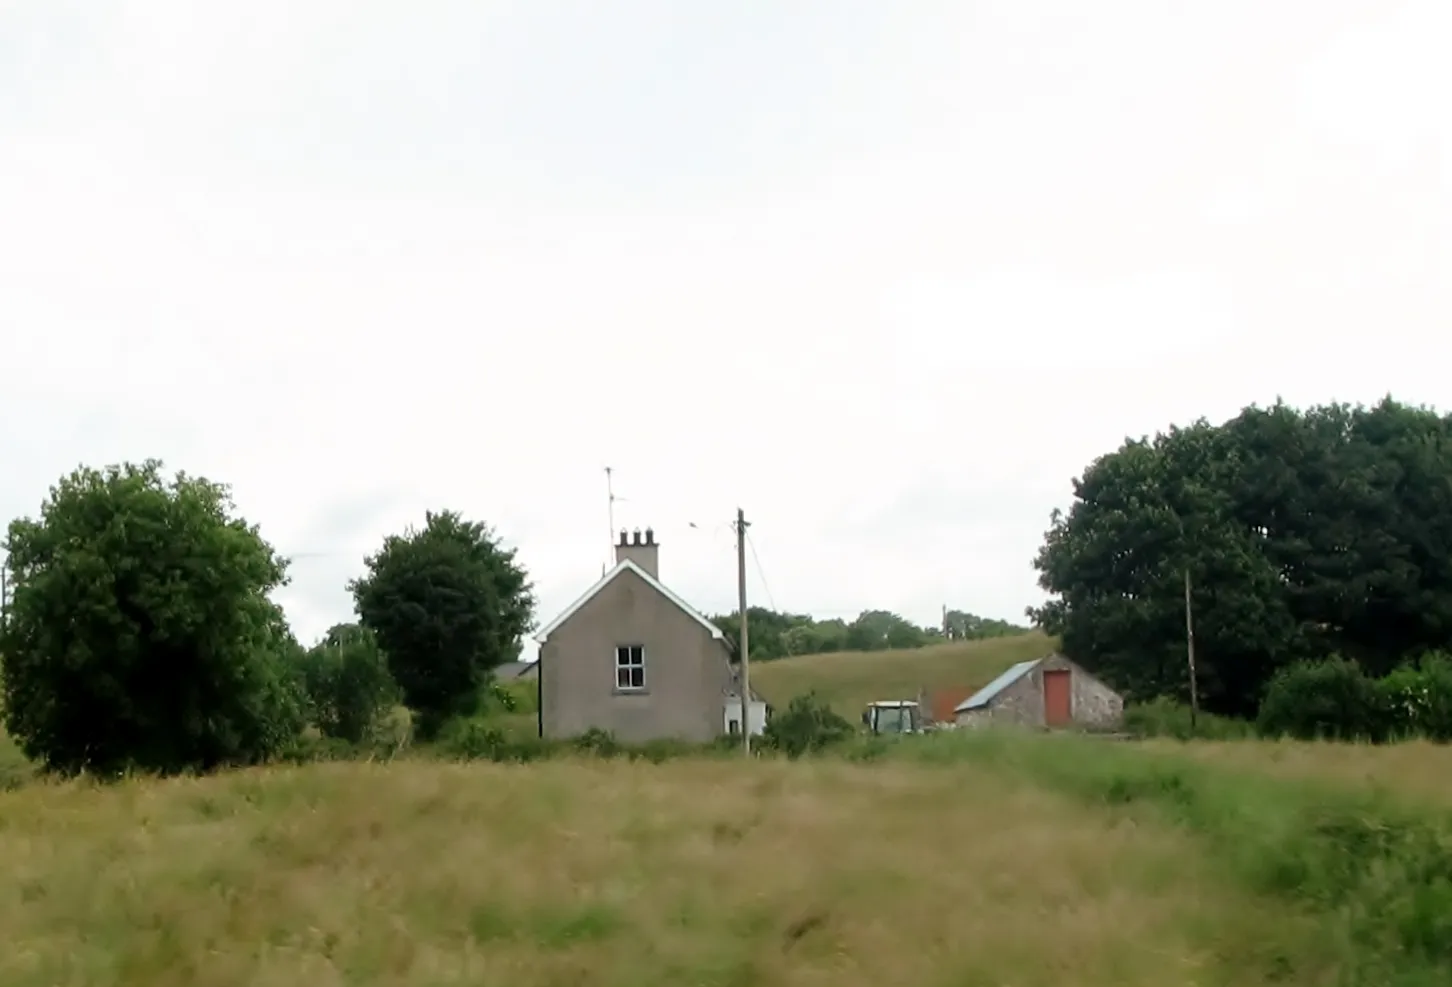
627;737;703;763
570;727;622;758
436;718;516;761
1376;652;1452;742
1124;697;1254;740
1257;657;1387;742
761;693;854;758
299;626;400;744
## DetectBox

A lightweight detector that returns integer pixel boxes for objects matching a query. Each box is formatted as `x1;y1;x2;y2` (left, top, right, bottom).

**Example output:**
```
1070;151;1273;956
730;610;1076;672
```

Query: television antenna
604;467;630;574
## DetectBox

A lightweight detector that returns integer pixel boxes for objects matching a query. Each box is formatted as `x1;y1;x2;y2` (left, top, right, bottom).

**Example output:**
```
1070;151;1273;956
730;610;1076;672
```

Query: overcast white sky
3;1;1448;660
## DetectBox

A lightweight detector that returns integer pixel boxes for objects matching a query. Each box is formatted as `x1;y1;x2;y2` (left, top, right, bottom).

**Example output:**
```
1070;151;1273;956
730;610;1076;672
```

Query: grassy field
750;631;1055;717
9;634;1452;984
4;746;1344;987
1145;735;1452;809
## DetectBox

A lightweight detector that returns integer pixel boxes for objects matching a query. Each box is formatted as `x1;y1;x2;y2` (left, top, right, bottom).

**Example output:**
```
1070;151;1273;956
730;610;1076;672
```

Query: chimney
615;525;660;579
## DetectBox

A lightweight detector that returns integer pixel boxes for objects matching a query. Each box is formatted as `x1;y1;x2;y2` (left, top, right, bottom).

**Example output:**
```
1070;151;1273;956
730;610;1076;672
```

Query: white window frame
615;644;645;691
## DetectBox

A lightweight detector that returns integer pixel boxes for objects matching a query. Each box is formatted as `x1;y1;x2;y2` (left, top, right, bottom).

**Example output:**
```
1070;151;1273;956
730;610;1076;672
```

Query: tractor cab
862;700;923;735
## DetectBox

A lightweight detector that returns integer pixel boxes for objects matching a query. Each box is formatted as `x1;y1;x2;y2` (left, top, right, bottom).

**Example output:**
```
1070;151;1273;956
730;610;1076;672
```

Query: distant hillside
750;631;1057;718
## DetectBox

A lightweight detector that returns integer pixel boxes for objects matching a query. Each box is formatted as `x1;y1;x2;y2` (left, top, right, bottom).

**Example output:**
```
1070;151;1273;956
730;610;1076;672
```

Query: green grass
749;631;1056;718
0;723;32;791
9;637;1452;983
2;745;1343;986
1122;696;1256;740
871;728;1452;986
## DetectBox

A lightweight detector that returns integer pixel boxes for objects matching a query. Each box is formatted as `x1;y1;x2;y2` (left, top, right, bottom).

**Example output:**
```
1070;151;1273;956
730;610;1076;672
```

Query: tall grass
1123;697;1254;740
885;729;1452;987
1162;737;1452;810
1;754;1336;986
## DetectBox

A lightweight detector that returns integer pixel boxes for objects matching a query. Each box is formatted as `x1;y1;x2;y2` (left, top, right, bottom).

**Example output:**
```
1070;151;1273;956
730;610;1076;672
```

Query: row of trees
1032;397;1452;717
0;461;534;775
1;459;1020;776
707;607;1026;660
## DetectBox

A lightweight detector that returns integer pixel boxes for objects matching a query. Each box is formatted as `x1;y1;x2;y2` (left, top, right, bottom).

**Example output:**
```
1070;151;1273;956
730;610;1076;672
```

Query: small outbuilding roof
954;658;1043;713
493;661;537;679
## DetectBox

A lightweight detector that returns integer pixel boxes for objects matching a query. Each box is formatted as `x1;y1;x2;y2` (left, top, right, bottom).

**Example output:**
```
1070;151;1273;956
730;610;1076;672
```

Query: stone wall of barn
955;654;1123;730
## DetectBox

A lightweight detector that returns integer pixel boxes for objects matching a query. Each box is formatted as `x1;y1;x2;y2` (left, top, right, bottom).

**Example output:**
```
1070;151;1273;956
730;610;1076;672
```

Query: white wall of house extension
723;697;768;736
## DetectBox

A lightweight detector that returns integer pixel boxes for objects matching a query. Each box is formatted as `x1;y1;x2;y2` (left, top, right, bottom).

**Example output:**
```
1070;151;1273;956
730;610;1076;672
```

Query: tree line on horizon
706;607;1029;661
1031;396;1452;722
0;457;1027;777
0;461;537;775
14;391;1443;778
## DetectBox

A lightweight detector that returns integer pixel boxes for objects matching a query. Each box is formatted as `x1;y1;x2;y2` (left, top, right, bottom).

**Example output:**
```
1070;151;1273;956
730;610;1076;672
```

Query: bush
569;727;622;758
761;693;854;758
1124;697;1254;740
299;626;400;744
437;718;521;761
1257;658;1388;742
1376;652;1452;741
432;719;720;765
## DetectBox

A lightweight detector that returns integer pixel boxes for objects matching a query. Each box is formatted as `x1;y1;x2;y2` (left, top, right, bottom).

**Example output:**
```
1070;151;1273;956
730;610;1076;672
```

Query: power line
744;531;778;613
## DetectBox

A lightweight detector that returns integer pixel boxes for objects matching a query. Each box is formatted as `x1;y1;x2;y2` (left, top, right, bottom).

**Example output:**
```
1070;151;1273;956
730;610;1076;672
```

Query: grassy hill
749;630;1056;718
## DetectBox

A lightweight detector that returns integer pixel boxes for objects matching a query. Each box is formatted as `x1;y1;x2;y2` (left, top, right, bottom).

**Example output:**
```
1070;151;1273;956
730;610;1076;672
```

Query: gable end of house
534;558;725;645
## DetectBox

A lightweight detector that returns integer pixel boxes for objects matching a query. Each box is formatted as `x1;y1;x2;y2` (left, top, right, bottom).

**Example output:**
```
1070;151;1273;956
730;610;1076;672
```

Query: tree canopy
351;510;535;738
1032;397;1452;716
0;461;304;775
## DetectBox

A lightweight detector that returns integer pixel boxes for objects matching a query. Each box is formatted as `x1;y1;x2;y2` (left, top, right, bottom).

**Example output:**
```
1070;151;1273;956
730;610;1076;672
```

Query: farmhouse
534;528;766;743
953;653;1123;730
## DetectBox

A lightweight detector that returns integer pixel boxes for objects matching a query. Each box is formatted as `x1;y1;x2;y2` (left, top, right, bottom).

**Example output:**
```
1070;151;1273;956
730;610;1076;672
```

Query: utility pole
1184;567;1199;732
0;561;8;630
941;603;948;639
736;507;751;756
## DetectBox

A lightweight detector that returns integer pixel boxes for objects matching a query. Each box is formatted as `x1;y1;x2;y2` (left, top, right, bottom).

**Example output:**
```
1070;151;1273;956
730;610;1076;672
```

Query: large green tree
350;511;534;738
1032;398;1452;716
0;461;305;775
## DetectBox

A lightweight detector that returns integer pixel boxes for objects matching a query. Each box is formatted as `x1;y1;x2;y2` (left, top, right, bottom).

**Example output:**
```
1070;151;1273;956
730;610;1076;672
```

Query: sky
2;0;1449;662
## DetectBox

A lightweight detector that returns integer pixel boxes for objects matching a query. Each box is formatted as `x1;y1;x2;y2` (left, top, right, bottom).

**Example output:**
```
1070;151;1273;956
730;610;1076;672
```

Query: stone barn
953;653;1123;731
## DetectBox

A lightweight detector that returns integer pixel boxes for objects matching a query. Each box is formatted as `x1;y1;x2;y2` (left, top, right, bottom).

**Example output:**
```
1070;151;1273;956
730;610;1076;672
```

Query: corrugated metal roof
953;659;1042;713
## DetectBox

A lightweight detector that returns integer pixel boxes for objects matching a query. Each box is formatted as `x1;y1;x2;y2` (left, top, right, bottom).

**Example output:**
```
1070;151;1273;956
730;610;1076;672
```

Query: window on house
615;645;645;690
728;718;740;735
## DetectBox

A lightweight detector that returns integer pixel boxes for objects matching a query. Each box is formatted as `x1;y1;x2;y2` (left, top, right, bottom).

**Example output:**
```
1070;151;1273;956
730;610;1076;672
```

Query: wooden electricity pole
1184;567;1199;732
736;507;751;756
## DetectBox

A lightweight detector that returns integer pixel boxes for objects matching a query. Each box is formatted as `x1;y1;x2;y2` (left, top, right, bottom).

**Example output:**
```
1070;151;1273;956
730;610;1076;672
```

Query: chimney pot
613;522;660;579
